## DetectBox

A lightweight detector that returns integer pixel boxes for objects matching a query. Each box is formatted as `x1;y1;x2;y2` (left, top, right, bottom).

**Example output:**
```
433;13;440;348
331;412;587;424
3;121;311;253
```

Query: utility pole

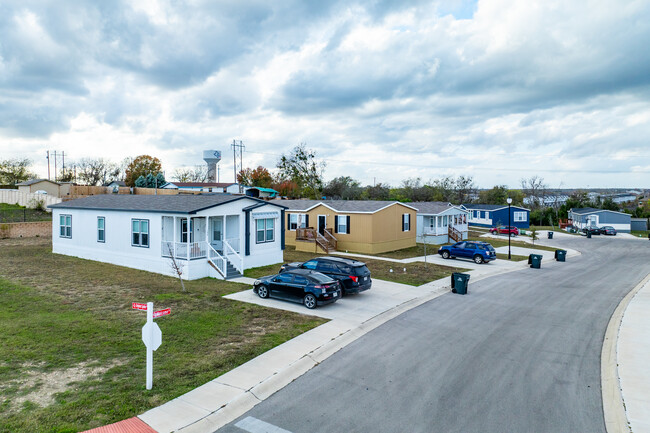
46;151;50;180
62;151;65;177
53;151;59;182
231;140;245;193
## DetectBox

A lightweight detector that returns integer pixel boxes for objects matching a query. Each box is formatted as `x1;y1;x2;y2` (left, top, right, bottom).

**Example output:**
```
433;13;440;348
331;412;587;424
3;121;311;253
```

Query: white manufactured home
50;194;286;280
412;202;469;244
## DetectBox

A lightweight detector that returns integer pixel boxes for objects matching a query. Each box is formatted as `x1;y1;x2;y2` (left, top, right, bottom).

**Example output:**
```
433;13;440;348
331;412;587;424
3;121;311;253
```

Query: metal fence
0;208;52;223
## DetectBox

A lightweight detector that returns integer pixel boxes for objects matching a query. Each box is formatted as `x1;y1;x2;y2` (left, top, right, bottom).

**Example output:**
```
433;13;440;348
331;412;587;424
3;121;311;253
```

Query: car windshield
309;273;334;283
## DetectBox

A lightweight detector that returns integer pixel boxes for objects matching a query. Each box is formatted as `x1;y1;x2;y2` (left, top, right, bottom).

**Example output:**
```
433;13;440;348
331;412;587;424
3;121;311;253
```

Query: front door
318;215;326;235
210;217;223;251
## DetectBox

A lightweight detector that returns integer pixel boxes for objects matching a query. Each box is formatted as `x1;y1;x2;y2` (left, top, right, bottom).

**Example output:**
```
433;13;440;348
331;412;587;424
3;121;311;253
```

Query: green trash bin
547;231;554;239
451;272;470;295
528;254;542;269
555;249;567;262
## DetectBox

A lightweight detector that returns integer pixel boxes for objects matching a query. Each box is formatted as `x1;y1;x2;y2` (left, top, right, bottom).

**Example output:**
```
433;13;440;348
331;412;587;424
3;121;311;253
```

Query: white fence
0;190;61;211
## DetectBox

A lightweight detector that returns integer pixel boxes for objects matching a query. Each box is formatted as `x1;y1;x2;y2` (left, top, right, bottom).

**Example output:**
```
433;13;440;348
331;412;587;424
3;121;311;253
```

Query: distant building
17;179;61;197
245;187;279;199
568;208;631;232
162;182;240;194
461;204;530;229
523;195;569;207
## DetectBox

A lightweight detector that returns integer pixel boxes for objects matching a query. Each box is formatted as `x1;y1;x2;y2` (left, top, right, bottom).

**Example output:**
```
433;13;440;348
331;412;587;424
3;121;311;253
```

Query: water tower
203;150;221;182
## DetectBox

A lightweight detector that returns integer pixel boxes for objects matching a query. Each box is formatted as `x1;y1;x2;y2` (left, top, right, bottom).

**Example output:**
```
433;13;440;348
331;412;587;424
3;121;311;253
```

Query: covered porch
160;214;243;276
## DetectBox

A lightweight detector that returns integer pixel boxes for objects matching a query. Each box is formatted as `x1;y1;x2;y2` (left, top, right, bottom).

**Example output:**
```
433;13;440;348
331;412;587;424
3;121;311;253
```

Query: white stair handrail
207;244;226;278
223;239;243;274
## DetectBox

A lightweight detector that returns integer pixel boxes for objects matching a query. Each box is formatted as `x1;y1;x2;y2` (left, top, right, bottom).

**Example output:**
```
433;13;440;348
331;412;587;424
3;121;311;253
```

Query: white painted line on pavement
235;416;293;433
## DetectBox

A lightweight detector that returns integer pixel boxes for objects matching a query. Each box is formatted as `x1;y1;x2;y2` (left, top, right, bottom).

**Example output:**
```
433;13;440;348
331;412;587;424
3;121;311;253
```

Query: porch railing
161;241;208;260
207;244;226;278
296;228;316;241
323;229;337;251
223;239;243;274
225;238;240;254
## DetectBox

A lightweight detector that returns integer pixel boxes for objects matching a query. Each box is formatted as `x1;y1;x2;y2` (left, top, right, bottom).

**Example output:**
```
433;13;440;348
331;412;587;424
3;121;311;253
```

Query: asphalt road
218;236;650;433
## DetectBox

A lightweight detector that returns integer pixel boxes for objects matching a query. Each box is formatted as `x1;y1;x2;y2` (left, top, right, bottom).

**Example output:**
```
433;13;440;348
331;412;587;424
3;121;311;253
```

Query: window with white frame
402;213;410;231
429;216;435;229
97;217;105;243
132;219;149;247
337;215;348;234
59;214;72;238
289;213;307;231
256;218;274;243
514;211;527;222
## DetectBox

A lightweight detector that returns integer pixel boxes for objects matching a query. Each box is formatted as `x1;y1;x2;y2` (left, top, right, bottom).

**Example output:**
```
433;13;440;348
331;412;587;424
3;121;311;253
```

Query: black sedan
253;269;341;309
280;256;371;296
600;226;617;235
583;226;602;235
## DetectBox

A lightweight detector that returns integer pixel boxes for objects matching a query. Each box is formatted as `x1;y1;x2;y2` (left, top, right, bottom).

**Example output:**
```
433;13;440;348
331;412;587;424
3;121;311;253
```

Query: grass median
0;238;326;433
244;246;469;287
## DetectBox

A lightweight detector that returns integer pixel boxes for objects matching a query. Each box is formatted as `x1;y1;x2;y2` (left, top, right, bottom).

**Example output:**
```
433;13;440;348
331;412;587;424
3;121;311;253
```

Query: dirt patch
4;360;125;411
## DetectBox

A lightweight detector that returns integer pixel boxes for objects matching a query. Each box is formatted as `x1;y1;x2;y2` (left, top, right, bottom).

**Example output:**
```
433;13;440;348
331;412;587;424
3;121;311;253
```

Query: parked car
253;269;341;309
582;226;602;235
438;241;497;264
489;226;519;236
600;226;617;235
280;256;371;295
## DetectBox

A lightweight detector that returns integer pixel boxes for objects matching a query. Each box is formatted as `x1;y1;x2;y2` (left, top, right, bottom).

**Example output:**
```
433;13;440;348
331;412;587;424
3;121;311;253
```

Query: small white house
50;194;287;280
412;202;469;244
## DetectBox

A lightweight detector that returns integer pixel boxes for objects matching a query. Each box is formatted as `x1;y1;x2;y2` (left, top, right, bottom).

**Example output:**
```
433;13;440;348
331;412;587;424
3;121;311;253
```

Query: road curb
601;273;650;433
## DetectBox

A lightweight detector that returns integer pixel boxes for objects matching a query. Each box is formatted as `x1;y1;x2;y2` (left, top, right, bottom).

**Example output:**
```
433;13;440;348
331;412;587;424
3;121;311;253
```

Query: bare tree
173;165;208;183
77;158;121;185
166;243;186;292
521;176;548;209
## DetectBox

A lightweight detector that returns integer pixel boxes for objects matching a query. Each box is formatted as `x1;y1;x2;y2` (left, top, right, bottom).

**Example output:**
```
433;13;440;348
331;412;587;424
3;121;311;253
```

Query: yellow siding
285;203;416;254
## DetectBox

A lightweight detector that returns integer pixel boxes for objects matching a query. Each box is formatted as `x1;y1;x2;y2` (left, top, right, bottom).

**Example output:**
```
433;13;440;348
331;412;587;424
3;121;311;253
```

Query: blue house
461;204;530;229
568;208;631;233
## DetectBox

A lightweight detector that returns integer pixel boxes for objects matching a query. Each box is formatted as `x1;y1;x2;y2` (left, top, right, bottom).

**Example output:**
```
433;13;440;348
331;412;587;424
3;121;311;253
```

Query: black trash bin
547;231;554;239
451;272;470;295
528;254;542;269
586;231;592;238
555;249;567;262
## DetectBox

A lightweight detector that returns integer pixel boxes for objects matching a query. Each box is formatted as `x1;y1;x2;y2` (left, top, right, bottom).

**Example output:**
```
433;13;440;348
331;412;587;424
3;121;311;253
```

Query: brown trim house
283;200;417;254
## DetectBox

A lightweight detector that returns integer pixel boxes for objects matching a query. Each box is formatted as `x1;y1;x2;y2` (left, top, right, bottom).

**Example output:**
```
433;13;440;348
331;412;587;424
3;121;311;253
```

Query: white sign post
133;301;169;390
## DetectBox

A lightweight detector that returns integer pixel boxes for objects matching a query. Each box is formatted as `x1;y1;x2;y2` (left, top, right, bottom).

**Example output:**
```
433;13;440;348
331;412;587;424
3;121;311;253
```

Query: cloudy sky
1;0;649;189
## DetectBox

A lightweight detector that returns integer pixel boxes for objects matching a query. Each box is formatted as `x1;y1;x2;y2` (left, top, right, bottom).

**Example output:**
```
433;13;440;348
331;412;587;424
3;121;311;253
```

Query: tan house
283;200;417;254
17;179;62;196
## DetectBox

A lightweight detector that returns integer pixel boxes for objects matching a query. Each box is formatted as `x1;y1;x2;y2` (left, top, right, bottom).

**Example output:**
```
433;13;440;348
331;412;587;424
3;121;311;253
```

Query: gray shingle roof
17;179;59;186
411;202;454;214
49;193;286;214
282;200;414;213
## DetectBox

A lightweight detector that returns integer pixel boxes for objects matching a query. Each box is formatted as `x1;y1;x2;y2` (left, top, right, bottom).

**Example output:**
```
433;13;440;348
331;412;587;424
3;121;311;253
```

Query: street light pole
507;197;512;260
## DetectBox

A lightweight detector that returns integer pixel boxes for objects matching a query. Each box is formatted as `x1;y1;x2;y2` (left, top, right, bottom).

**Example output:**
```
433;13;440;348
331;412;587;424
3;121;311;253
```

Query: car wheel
304;293;317;309
442;251;450;259
473;255;484;264
257;285;269;299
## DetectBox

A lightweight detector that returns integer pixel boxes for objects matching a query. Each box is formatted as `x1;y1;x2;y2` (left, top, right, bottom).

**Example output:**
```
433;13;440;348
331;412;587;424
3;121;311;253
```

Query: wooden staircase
448;225;462;243
297;228;337;253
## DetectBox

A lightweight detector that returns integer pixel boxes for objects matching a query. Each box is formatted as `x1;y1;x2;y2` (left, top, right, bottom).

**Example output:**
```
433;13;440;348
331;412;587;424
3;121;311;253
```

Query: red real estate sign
153;308;171;318
132;302;148;311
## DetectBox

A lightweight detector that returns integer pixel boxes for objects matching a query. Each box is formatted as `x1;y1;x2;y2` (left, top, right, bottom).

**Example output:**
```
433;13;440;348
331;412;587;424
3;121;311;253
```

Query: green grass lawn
0;238;326;433
244;246;469;287
631;230;650;238
0;203;51;223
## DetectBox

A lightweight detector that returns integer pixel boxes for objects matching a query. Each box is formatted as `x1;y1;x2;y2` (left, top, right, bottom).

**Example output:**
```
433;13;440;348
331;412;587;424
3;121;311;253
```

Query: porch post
245;210;251;256
205;216;209;244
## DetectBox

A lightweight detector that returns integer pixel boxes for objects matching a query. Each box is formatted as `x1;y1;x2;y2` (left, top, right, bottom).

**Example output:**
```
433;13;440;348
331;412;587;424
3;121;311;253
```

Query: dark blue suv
438;241;496;264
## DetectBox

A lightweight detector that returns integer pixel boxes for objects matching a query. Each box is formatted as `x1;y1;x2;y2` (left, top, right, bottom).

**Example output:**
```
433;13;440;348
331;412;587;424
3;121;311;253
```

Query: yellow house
283;200;417;254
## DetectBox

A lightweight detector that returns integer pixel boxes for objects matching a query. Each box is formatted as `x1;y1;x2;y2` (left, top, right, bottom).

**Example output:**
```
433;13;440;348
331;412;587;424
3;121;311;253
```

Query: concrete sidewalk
618;277;650;432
